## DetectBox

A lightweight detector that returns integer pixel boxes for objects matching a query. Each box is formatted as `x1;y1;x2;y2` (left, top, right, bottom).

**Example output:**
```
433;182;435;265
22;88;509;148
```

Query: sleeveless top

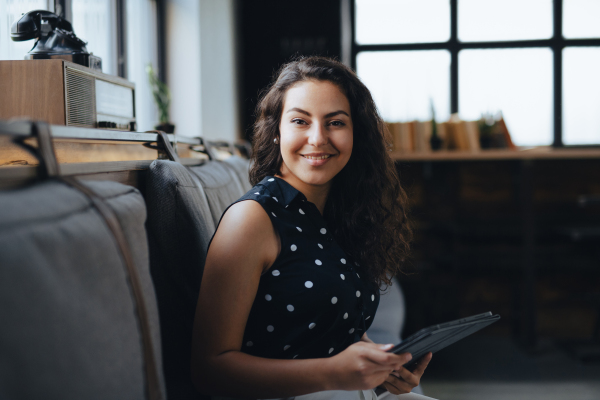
216;176;380;360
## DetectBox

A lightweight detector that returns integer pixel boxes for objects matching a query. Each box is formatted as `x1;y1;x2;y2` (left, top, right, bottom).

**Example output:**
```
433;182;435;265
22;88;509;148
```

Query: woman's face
278;80;353;192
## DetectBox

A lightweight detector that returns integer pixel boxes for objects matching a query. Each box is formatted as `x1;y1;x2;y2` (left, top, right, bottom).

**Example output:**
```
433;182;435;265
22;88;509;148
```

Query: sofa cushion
0;179;165;400
188;160;247;225
145;160;217;400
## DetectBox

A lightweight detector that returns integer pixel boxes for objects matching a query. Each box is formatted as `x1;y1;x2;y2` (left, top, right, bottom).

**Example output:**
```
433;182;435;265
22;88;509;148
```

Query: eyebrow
286;107;350;118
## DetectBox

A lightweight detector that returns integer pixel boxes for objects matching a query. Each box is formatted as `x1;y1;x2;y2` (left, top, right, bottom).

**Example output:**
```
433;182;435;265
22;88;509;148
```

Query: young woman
191;56;431;399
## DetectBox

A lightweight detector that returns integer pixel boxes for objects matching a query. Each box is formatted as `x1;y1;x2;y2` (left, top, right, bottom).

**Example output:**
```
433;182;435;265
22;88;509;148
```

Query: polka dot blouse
219;176;380;360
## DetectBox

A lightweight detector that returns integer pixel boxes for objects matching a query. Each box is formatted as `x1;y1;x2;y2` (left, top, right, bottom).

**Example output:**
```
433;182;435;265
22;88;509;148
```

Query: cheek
338;131;354;157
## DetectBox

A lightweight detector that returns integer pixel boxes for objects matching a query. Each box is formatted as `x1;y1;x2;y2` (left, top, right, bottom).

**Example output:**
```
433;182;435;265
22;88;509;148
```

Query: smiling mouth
301;154;333;160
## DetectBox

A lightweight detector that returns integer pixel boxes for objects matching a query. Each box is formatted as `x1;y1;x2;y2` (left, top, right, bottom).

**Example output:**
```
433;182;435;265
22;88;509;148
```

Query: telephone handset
10;10;102;71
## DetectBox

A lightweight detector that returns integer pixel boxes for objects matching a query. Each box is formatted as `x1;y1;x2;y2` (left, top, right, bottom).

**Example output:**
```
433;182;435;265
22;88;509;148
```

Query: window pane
458;0;552;42
563;48;600;145
563;0;600;39
72;0;116;75
459;48;553;146
0;0;49;61
355;0;450;44
127;0;158;132
356;51;451;122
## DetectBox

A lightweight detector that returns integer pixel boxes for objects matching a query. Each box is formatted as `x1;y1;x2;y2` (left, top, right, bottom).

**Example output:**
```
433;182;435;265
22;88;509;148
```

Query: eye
329;120;346;127
291;118;308;125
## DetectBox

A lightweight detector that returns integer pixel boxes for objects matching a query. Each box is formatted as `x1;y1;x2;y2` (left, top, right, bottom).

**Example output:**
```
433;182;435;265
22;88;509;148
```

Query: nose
307;122;329;147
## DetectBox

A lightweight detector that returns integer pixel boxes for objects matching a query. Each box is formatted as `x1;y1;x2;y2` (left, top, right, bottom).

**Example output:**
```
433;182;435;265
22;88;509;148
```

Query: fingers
383;374;413;395
395;367;420;387
362;344;412;368
412;352;433;377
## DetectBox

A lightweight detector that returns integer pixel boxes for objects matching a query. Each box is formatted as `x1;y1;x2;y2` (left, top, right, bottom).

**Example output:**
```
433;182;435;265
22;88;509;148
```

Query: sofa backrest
145;157;250;399
0;179;165;400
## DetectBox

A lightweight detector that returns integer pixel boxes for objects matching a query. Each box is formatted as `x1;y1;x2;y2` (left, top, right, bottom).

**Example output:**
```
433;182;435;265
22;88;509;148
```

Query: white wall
166;0;240;142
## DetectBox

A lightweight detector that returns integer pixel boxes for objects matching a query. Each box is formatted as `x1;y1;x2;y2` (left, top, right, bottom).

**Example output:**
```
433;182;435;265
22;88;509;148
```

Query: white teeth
304;155;331;160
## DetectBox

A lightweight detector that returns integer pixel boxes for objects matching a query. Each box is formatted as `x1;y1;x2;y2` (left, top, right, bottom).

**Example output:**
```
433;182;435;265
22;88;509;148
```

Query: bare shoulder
217;200;273;238
209;200;279;272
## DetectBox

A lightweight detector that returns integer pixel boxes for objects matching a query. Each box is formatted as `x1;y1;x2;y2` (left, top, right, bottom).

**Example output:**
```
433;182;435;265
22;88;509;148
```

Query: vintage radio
0;60;136;131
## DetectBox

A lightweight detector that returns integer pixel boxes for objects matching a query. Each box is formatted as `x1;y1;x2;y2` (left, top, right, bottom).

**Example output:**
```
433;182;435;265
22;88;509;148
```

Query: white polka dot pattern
240;176;380;360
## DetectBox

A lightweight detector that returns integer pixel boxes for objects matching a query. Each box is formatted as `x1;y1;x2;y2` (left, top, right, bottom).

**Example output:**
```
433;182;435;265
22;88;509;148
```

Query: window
0;0;159;132
72;0;117;75
352;0;600;146
0;0;51;61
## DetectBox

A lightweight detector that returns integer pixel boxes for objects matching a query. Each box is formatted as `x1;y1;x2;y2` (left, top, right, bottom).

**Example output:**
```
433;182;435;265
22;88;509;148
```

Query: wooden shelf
391;147;600;162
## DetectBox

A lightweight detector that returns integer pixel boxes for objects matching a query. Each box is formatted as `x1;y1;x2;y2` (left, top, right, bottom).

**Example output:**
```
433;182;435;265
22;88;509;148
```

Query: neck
276;173;330;215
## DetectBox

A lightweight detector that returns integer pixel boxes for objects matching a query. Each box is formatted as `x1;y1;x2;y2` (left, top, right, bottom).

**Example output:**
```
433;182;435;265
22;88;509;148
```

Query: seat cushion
0;179;165;400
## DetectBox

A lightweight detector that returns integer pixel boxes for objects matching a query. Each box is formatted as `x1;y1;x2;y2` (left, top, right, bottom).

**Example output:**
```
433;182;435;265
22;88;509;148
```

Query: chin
297;171;338;187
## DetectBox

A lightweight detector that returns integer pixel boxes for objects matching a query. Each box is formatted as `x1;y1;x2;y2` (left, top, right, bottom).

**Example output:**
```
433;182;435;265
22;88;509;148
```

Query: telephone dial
10;10;102;71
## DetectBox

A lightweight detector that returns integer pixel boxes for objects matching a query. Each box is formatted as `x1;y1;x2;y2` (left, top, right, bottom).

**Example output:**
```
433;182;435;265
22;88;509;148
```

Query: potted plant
146;64;174;133
429;100;442;150
478;113;495;149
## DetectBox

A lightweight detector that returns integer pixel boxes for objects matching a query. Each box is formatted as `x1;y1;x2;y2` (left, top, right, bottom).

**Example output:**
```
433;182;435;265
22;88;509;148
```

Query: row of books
385;115;516;153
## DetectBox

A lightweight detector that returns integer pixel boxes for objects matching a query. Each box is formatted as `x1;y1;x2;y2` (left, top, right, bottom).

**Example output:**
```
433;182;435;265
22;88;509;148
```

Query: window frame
350;0;600;147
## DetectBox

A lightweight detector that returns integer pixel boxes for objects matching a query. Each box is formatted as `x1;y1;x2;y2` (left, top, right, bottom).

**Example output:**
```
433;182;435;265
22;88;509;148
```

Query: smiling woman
278;80;354;208
191;57;422;400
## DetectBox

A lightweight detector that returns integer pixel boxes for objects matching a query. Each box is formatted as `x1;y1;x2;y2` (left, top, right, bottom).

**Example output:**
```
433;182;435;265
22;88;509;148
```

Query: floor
418;335;600;400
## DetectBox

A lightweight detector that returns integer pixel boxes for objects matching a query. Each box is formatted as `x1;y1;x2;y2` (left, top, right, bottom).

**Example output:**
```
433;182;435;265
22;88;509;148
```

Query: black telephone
10;10;102;71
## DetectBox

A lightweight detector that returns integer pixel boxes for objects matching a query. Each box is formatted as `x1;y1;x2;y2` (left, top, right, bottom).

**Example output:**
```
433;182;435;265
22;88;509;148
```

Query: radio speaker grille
65;69;96;127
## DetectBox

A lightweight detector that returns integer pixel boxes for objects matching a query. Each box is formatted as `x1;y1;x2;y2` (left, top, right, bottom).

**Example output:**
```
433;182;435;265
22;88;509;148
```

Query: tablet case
390;312;501;369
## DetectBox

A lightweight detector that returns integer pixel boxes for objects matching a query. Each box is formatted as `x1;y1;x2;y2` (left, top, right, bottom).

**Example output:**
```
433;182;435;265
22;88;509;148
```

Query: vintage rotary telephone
10;10;102;71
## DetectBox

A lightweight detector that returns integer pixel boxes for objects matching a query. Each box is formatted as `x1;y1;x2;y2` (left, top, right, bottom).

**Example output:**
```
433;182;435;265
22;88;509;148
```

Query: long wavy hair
249;56;411;287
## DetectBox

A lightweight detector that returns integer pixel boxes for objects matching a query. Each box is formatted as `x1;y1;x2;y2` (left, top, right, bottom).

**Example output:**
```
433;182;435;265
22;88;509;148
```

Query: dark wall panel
239;0;342;140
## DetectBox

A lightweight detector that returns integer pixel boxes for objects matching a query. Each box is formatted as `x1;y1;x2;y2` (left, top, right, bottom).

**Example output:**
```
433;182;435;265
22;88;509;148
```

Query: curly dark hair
249;56;411;287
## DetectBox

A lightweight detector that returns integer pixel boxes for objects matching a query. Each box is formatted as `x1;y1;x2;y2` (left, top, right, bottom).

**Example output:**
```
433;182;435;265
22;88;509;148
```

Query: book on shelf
495;116;516;150
386;113;515;154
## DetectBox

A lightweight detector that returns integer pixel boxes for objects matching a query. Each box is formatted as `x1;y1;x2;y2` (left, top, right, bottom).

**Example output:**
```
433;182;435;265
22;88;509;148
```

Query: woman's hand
326;341;412;391
381;352;432;395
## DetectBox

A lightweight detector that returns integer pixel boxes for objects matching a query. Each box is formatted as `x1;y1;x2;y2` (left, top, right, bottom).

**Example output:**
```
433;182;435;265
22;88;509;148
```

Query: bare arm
191;200;410;398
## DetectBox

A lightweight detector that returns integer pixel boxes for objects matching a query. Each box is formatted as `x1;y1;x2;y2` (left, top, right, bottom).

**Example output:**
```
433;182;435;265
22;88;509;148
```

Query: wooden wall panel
0;60;65;125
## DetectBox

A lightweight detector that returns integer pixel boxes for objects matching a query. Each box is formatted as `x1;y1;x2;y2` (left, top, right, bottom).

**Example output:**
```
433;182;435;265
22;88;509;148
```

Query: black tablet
388;311;501;370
